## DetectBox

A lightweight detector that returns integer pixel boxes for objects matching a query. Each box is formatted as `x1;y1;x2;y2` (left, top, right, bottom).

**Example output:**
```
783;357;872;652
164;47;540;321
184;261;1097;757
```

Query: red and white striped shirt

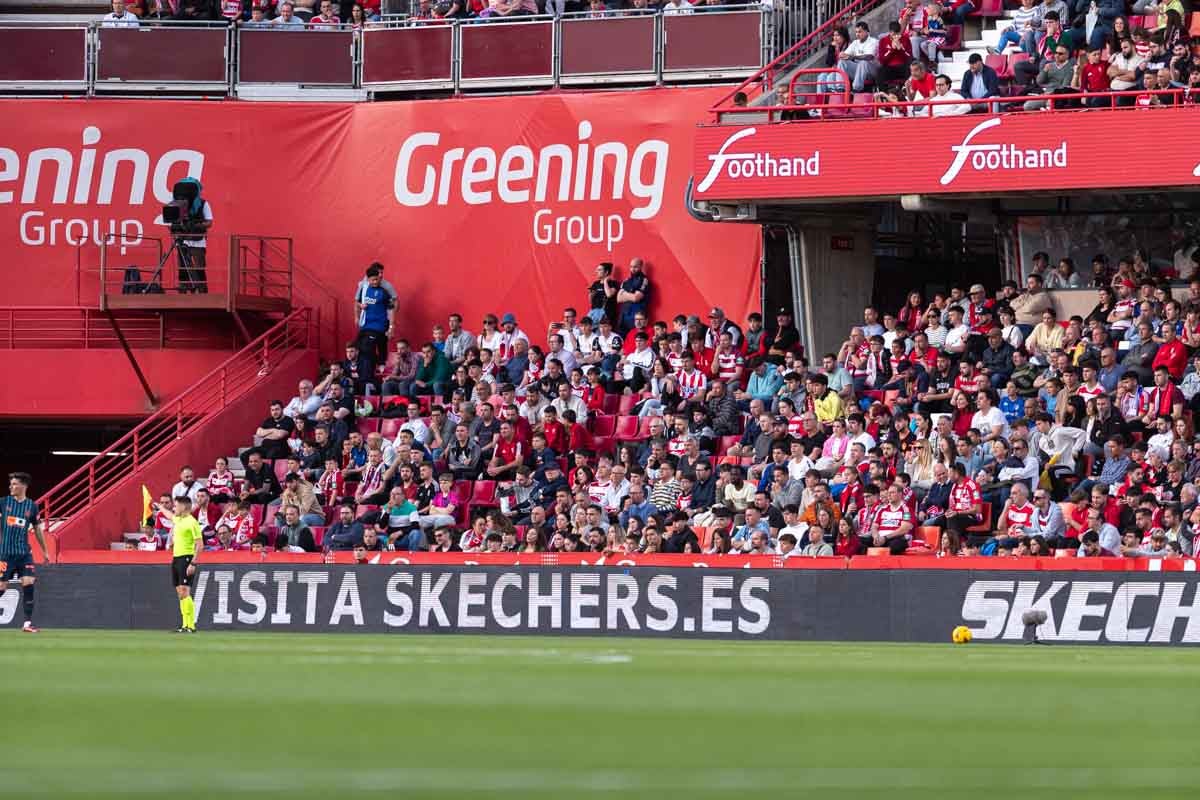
949;479;981;515
206;470;237;496
666;350;687;373
675;368;708;400
219;0;241;18
1004;501;1035;532
875;503;913;537
217;511;258;547
1076;383;1106;401
713;348;744;383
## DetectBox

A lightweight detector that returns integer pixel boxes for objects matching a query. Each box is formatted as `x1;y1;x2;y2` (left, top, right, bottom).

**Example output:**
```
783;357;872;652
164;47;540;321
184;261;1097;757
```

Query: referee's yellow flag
141;485;153;525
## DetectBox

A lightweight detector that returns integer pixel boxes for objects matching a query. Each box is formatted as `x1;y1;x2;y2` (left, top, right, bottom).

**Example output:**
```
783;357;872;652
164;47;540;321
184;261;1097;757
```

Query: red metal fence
37;307;317;532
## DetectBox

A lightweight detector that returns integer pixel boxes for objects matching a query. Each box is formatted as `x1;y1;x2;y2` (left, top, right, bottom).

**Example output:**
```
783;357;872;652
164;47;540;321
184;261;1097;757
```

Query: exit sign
830;235;854;251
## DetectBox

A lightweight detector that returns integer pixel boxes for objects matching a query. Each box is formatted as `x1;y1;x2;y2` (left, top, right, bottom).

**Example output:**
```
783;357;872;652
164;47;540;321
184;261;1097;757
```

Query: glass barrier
95;23;229;91
0;24;88;91
360;23;454;91
459;16;555;89
662;9;765;79
237;27;356;86
558;12;656;85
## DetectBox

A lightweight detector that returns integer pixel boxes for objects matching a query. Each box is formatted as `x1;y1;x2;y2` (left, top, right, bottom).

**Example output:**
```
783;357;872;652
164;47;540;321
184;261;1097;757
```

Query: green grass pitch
3;630;1198;798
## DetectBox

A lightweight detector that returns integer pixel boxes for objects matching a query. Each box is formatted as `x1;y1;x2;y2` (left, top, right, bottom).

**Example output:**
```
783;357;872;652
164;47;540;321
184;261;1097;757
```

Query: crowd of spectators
794;0;1200;114
138;231;1200;563
97;0;768;27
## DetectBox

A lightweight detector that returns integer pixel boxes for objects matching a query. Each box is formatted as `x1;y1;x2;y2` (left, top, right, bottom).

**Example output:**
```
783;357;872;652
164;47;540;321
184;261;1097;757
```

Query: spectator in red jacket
1152;323;1188;380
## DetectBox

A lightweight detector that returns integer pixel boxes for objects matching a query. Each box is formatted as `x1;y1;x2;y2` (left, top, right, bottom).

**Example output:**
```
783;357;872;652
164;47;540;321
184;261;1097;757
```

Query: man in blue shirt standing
354;264;395;379
616;258;649;334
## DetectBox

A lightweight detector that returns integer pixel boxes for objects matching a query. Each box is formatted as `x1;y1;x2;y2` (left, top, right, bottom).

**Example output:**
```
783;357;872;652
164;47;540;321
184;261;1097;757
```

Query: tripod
142;233;205;294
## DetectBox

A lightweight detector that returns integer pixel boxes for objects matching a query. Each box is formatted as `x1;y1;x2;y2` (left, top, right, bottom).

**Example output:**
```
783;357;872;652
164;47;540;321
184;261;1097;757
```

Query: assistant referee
170;495;202;633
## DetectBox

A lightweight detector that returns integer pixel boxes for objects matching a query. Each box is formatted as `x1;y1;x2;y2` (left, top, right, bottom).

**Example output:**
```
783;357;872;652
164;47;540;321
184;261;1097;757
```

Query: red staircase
37;307;321;551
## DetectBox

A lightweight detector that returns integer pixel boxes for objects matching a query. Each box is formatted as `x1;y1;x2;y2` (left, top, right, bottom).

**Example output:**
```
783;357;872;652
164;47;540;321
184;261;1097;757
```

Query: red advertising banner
693;107;1200;202
0;89;760;341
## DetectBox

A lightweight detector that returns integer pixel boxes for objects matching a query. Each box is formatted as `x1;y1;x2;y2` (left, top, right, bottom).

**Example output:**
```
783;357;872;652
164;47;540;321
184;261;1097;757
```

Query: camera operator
173;178;213;294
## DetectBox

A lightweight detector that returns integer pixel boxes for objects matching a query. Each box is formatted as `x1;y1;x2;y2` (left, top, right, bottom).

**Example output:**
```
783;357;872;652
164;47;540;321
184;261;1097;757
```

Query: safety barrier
8;562;1200;644
36;307;316;531
0;10;770;97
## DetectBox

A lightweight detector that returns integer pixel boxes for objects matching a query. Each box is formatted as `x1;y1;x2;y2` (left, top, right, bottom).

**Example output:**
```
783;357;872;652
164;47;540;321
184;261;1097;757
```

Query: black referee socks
21;583;33;621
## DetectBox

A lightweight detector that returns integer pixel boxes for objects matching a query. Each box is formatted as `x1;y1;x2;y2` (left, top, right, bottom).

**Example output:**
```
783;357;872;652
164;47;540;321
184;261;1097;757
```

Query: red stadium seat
273;459;289;483
311;527;327;547
965;502;993;535
846;93;875;117
719;434;741;454
973;0;1003;16
356;417;380;437
985;52;1007;78
592;436;616;456
636;415;661;440
470;480;499;508
613;415;641;442
617;394;638;415
939;25;962;54
601;394;620;415
380;418;403;439
1006;52;1030;75
590;413;616;437
417;395;432;414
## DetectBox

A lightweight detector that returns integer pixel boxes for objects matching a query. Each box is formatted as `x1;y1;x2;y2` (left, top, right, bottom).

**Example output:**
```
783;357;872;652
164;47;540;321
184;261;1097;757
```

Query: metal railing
0;306;240;350
709;0;885;121
0;9;774;96
757;86;1195;120
83;233;294;312
37;306;317;531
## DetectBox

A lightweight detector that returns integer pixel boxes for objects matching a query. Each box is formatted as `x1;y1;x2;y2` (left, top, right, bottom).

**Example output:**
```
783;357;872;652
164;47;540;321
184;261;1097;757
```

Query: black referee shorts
171;555;196;589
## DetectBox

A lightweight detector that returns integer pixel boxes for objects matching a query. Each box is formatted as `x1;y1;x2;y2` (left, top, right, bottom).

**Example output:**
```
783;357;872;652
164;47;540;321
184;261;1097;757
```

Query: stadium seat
592;436;616;456
601;394;620;415
695;526;711;550
470;480;499;510
1006;52;1030;76
417;396;432;414
965;502;993;535
848;93;875;118
720;434;742;454
985;53;1007;79
591;413;616;437
617;394;639;415
356;418;380;436
973;0;1003;16
636;415;661;440
919;526;941;549
381;418;403;439
939;25;963;54
311;526;327;547
273;459;290;483
1054;547;1076;558
613;415;641;442
250;504;266;529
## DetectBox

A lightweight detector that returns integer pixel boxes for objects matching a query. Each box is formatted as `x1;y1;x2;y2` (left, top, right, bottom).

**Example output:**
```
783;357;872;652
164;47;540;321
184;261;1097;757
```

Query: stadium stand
125;228;1200;562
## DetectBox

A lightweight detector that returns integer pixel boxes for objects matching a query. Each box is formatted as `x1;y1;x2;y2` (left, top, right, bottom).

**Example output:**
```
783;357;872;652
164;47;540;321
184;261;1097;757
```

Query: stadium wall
10;565;1200;645
0;88;762;349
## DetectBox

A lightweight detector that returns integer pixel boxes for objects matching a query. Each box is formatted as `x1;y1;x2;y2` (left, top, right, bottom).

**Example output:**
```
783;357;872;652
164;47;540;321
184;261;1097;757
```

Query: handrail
708;0;884;121
757;87;1193;119
0;306;236;350
36;307;316;535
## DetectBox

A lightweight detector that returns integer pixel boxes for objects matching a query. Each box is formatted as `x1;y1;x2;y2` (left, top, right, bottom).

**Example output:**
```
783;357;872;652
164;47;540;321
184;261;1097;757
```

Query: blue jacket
961;65;1000;98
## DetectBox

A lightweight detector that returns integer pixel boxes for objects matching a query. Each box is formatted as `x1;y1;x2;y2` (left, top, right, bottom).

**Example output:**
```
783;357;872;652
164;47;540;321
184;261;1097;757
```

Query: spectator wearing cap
960;53;1000;112
703;306;744;349
615;258;650;334
980;329;1015;389
495;313;529;365
766;307;801;357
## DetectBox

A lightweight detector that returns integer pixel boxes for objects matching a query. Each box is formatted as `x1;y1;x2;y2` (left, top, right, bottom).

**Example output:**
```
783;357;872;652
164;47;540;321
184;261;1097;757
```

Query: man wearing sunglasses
1024;40;1075;111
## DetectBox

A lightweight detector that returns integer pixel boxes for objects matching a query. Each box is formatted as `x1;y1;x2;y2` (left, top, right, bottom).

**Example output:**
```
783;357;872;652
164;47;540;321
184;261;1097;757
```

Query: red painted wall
53;348;318;549
0;349;235;418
